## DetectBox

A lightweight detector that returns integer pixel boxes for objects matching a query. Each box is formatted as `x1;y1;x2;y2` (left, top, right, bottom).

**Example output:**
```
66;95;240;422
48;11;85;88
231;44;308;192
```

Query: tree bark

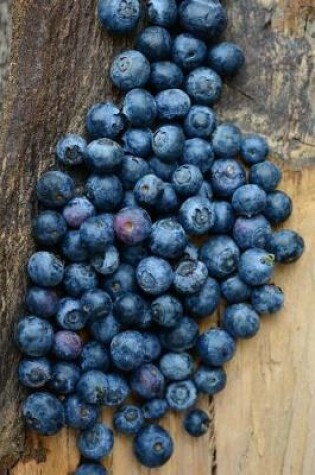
0;0;314;470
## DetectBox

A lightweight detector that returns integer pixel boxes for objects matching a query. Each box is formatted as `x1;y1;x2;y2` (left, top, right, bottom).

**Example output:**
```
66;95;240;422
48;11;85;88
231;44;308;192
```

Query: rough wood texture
0;0;314;473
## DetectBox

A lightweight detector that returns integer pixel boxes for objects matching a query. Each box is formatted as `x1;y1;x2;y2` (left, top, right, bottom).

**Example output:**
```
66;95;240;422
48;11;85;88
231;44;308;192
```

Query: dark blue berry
80;341;110;372
77;370;108;405
181;138;214;174
150;218;187;259
120;242;149;266
25;287;59;318
15;316;54;357
81;289;113;321
122;128;152;158
137;26;172;61
197;328;236;366
85;102;125;140
212;123;242;158
80;214;114;254
148;157;178;181
56;297;88;331
263;190;292;224
210;158;246;198
208;42;245;77
137;256;174;295
142;399;169;420
160;352;195;380
251;284;284;314
233;215;272;250
123;88;157;127
113;292;146;327
61;231;89;262
185;67;222;106
212;200;235;234
174;259;208;295
200;235;240;279
184;105;216;139
147;0;177;27
184;277;220;318
240;134;269;165
27;251;64;287
18;357;52;389
113;405;144;434
119;155;150;190
22;392;65;436
101;373;130;406
156;89;191;121
266;229;305;263
98;0;140;33
151;294;183;328
179;0;228;39
179;196;215;235
110;330;145;371
63;263;98;297
90;245;120;276
110;50;150;91
159;316;199;352
193;365;227;395
232;184;267;217
222;303;260;339
238;248;275;286
56;134;87;166
64;394;100;430
155;183;180;214
134;173;164;207
249;161;282;192
130;363;165;399
102;263;137;299
88;314;121;345
62;196;95;228
172;164;203;197
150;61;184;91
53;331;82;360
133;424;174;468
172;33;207;70
142;331;162;363
221;274;252;304
84;139;123;174
152;124;185;163
49;362;81;394
86;174;123;211
36;171;74;208
184;409;210;437
77;423;114;461
32;210;67;246
166;379;197;411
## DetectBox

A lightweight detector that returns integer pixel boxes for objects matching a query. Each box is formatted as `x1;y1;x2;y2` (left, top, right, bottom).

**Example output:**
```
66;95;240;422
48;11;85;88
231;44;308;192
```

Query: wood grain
0;0;314;473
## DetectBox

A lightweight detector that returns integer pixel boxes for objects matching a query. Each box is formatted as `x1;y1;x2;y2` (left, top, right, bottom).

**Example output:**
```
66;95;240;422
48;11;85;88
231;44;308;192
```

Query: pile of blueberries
15;0;305;474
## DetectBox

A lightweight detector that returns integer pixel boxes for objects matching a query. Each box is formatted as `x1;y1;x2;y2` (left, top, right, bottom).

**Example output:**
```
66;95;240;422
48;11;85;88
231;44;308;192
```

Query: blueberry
74;464;107;475
232;184;267;217
32;210;67;246
56;297;88;331
210;159;246;197
221;275;252;304
22;392;65;436
134;173;164;207
62;196;96;228
25;287;59;318
133;424;174;468
123;89;157;127
263;190;292;224
222;303;260;339
18;357;52;388
142;332;162;363
110;50;150;91
150;218;187;259
101;373;130;406
77;370;108;405
114;206;152;245
252;284;284;314
61;231;89;262
113;292;146;327
27;251;64;287
239;248;275;286
155;183;180;215
212;123;242;158
120;242;149;266
160;352;195;381
148;157;178;181
166;379;197;411
185;67;222;106
200;236;240;279
56;134;87;166
150;61;184;91
130;363;165;399
172;33;207;70
86;102;125;140
53;331;82;360
178;196;215;235
137;26;172;61
240;134;269;165
110;330;145;371
208;42;245;77
36;171;75;208
91;245;120;276
142;399;169;420
152;124;185;162
137;256;174;295
156;89;191;121
172;164;203;197
78;423;114;461
102;263;137;299
212;201;235;234
80;214;114;254
197;328;236;366
184;277;220;318
89;314;121;345
122;128;152;158
266;229;305;263
81;289;113;321
63;263;98;297
174;259;208;295
183;409;210;437
15;316;54;357
49;362;81;394
119;155;150;190
233;215;272;250
113;405;144;434
159;316;199;352
151;294;183;328
86;174;123;211
179;0;228;39
64;394;100;430
184;105;216;139
84;139;123;174
181;138;214;174
98;0;140;33
80;341;110;372
249;161;282;192
193;365;227;395
147;0;177;27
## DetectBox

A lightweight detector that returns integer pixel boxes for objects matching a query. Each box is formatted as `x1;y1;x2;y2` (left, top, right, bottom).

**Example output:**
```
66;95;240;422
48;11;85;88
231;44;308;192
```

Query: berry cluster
15;1;305;473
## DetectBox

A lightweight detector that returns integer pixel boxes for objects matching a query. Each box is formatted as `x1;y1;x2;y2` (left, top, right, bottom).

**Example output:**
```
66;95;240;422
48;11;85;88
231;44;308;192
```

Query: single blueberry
150;218;187;259
27;251;64;287
210;159;246;198
147;0;177;27
123;88;157;127
251;284;284;314
61;231;89;262
232;184;267;217
62;196;96;228
181;138;214;174
98;0;140;33
193;365;227;395
130;363;165;399
200;235;240;279
221;274;252;304
56;297;88;331
122;128;152;158
172;33;207;71
64;394;100;430
159;316;199;352
81;289;113;321
178;196;215;235
56;134;87;166
89;314;122;345
133;424;174;468
183;409;210;437
114;206;152;245
22;392;65;436
49;362;81;394
53;331;82;361
151;294;183;328
185;67;222;106
77;423;114;461
110;50;150;91
91;245;120;276
85;102;125;139
174;259;208;295
263;190;293;224
102;263;137;300
15;316;54;357
156;89;191;121
152;124;185;163
212;123;242;158
137;26;172;61
80;214;114;254
240;134;269;165
36;171;75;208
84;138;124;174
113;292;147;327
142;399;169;420
113;405;144;434
86;174;123;211
150;61;184;91
197;328;236;366
249;161;282;192
212;200;235;234
80;341;110;372
266;229;305;263
25;287;59;319
134;174;164;207
137;256;174;295
155;183;180;215
184;105;216;139
184;277;220;318
172;164;203;197
32;210;67;246
18;357;52;389
160;352;195;381
76;370;108;405
119;155;150;190
208;42;245;77
110;330;145;371
233;215;272;250
63;263;98;297
179;0;228;39
222;303;260;339
238;248;276;286
165;379;197;411
101;373;130;406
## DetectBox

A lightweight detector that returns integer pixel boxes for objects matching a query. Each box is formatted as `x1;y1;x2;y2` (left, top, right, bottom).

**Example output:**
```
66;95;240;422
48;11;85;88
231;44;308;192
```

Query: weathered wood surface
0;0;314;473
